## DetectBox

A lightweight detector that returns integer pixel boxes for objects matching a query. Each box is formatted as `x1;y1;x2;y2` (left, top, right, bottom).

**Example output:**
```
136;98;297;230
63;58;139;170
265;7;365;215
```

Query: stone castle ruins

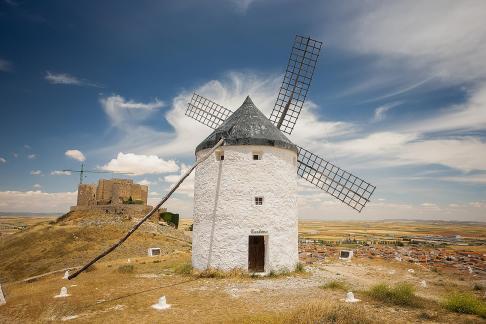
74;178;148;209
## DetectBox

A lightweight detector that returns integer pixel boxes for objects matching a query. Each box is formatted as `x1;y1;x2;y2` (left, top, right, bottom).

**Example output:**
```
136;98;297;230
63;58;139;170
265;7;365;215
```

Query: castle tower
192;97;298;273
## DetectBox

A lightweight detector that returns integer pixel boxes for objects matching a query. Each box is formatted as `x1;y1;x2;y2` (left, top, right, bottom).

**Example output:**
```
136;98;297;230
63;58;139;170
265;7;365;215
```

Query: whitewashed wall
192;145;298;273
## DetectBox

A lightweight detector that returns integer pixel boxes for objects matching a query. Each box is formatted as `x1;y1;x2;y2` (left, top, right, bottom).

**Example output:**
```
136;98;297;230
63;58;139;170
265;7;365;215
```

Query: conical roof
195;96;297;153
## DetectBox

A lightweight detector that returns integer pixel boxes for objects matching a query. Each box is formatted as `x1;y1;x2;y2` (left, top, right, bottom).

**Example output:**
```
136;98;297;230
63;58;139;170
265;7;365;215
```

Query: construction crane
63;163;133;185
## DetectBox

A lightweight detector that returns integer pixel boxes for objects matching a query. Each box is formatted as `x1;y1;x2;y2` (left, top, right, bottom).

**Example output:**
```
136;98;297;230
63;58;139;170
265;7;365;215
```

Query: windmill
63;163;133;185
69;35;376;279
185;35;376;273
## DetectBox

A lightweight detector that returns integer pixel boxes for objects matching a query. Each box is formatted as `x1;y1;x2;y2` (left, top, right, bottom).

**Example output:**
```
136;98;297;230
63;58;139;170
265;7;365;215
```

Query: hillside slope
0;209;191;282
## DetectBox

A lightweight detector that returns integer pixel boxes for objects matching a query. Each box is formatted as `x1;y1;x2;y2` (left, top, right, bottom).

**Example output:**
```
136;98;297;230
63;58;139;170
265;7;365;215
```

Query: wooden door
248;235;265;272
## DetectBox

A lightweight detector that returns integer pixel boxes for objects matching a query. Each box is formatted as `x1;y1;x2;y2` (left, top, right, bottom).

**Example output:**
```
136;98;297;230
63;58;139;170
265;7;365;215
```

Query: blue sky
0;0;485;221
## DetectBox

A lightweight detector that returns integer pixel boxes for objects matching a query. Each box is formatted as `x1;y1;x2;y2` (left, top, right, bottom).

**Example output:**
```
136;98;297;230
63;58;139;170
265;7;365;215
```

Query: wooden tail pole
68;138;225;280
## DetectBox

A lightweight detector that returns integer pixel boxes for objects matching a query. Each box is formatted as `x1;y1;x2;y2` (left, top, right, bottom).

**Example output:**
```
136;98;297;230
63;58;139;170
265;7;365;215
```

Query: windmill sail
185;93;233;129
269;35;323;135
297;146;375;212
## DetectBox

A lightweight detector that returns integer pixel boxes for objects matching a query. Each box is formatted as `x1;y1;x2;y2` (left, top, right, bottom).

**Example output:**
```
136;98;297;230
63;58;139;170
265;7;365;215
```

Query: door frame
248;234;267;273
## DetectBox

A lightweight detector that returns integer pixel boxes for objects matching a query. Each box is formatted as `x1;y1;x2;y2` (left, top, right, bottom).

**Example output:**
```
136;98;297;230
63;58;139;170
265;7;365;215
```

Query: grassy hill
0;209;190;282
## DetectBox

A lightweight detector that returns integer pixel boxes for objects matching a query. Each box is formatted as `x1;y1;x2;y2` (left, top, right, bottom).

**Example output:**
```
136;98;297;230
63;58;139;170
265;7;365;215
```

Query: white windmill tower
192;96;299;272
185;35;376;274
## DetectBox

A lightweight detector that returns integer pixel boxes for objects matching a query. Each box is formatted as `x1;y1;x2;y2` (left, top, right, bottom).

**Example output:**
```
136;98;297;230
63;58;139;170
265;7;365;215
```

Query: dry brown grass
0;214;190;282
195;267;248;278
2;217;485;323
320;279;348;291
117;264;134;273
259;301;378;324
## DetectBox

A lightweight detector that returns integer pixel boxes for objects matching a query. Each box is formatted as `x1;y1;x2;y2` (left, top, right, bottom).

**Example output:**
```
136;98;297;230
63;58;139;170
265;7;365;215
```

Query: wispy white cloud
398;137;486;172
230;0;259;13
162;163;194;197
100;95;164;128
0;157;6;163
100;152;179;176
137;179;152;186
0;190;76;213
470;201;486;208
27;154;36;160
404;83;486;134
321;132;486;173
327;1;486;84
45;71;100;87
33;184;41;189
50;170;72;176
373;101;402;122
364;78;433;103
439;173;486;184
0;58;13;72
297;190;486;221
65;149;85;162
97;72;283;157
30;170;42;175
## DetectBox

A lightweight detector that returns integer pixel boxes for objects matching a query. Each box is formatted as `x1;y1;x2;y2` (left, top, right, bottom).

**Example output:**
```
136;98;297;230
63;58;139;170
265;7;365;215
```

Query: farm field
298;219;486;243
0;215;58;236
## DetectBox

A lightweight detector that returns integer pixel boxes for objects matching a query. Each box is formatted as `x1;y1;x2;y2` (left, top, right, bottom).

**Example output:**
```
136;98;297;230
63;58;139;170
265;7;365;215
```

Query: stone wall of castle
77;184;97;206
75;178;148;207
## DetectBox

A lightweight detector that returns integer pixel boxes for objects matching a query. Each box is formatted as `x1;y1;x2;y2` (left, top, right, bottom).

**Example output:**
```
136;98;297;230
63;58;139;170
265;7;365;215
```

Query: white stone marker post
0;284;6;306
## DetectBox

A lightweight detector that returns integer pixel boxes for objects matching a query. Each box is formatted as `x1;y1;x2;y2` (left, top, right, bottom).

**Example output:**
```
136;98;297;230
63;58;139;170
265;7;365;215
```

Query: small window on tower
252;152;262;160
255;196;263;206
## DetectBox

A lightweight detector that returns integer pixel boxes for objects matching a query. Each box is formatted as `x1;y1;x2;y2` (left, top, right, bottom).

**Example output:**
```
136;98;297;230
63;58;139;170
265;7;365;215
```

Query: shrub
320;280;348;291
267;268;292;278
117;264;134;273
295;262;305;273
159;212;180;229
281;301;377;324
367;283;422;307
442;292;486;318
196;267;247;278
279;268;291;276
197;268;227;278
174;262;192;275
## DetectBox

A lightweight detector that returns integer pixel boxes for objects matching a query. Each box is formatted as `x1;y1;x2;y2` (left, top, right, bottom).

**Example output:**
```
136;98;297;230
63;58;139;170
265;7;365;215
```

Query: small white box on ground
339;250;353;261
148;247;161;257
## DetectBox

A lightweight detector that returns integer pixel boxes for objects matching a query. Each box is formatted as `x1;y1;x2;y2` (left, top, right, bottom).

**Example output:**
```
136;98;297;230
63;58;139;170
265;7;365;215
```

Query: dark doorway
248;235;265;272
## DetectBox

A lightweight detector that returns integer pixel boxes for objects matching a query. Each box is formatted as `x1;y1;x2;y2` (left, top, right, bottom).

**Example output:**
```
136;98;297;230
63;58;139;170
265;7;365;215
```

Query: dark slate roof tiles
196;96;297;154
